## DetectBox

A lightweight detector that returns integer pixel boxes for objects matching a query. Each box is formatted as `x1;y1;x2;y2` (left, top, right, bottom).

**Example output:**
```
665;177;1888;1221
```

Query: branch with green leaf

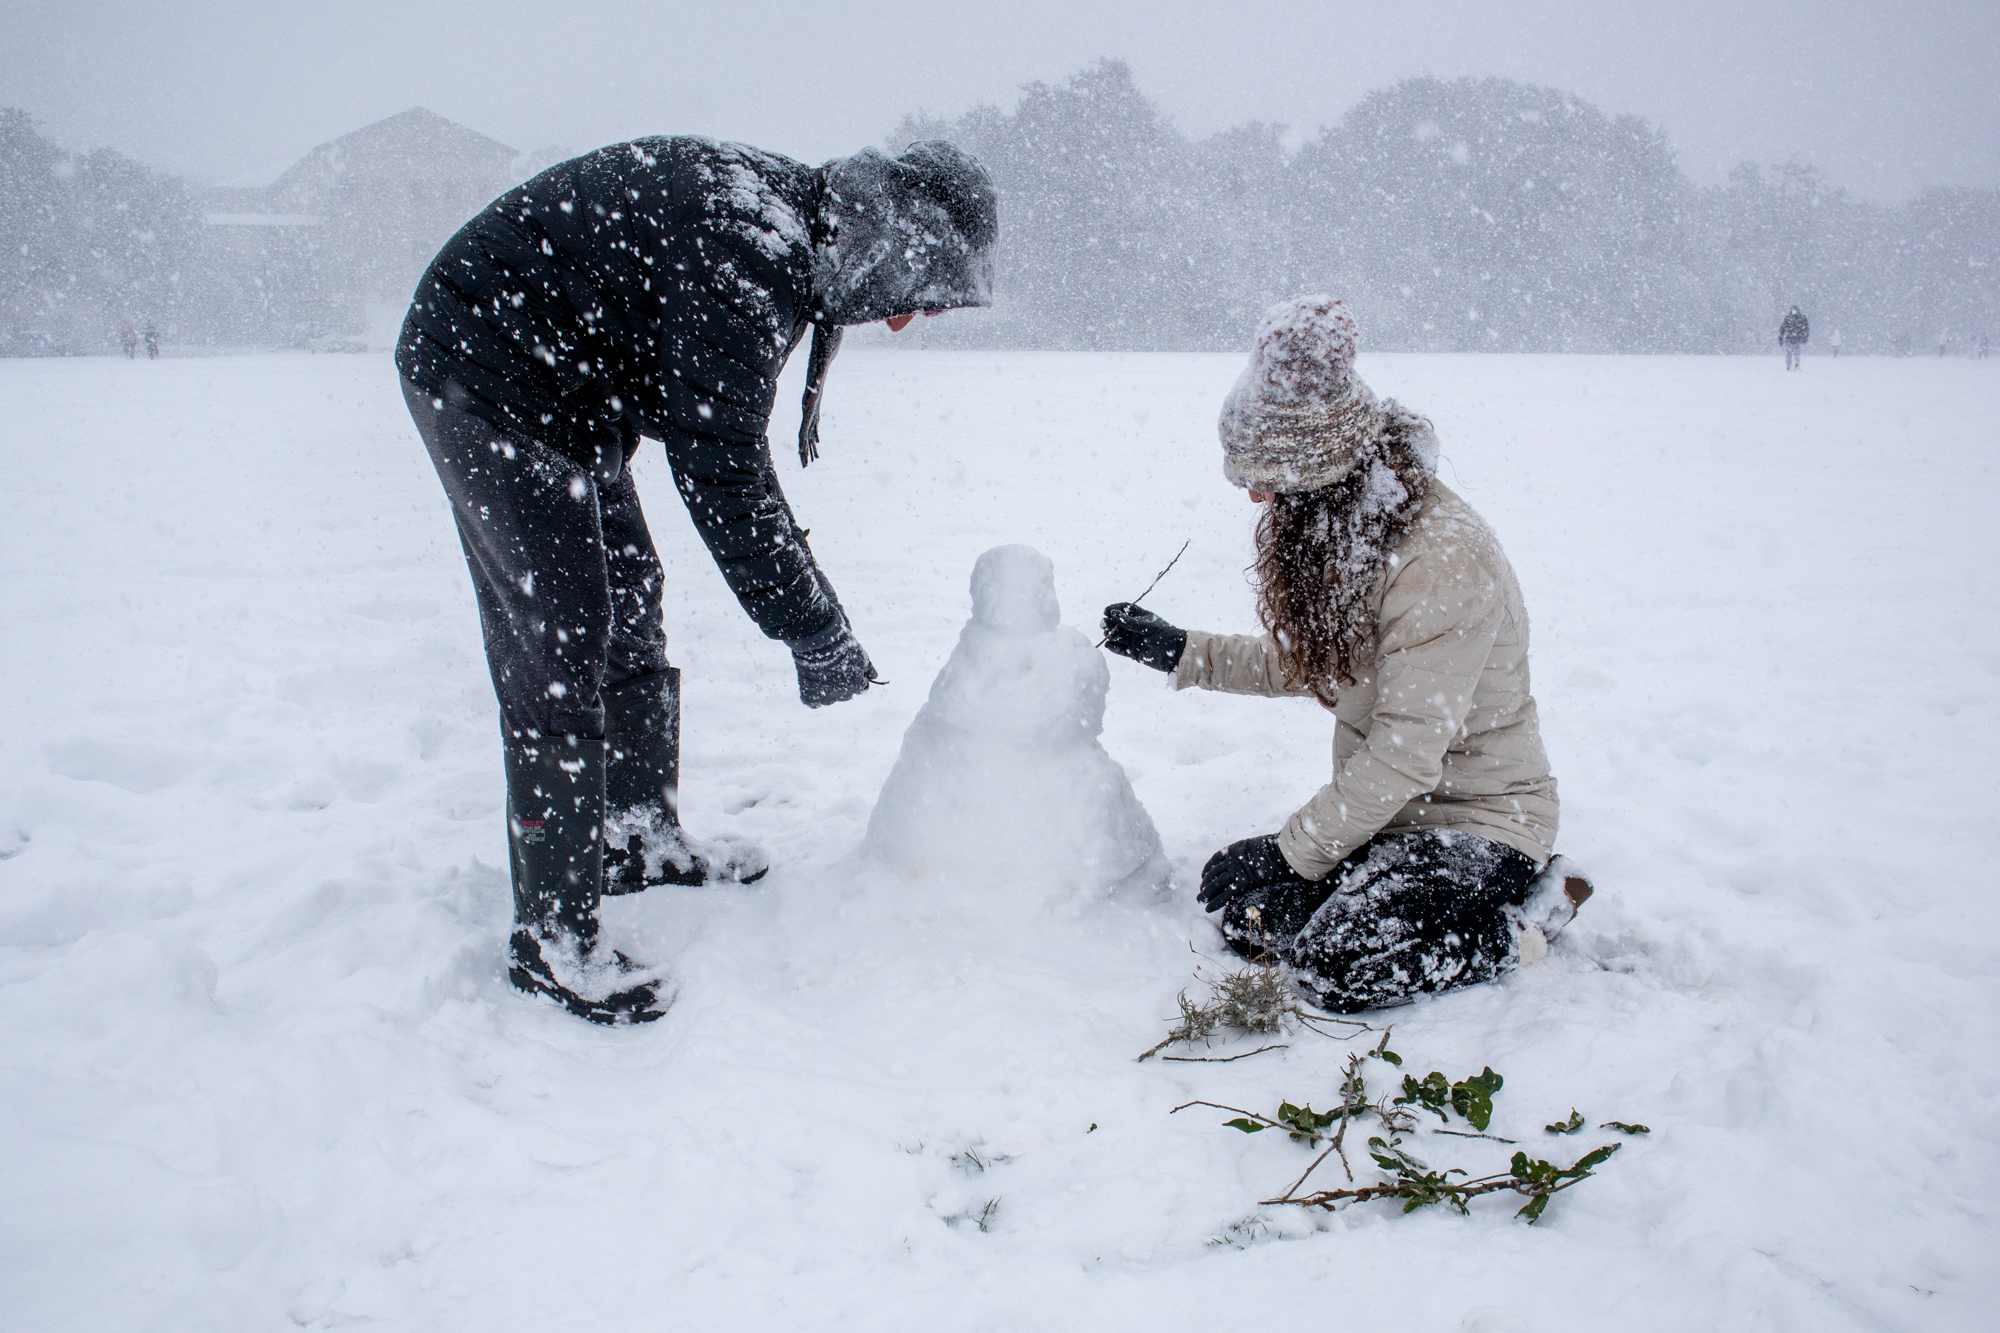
1175;1033;1645;1224
1275;1141;1623;1222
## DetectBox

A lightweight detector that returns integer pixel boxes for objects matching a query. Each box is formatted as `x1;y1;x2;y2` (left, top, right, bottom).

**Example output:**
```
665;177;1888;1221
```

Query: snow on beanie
1218;296;1438;493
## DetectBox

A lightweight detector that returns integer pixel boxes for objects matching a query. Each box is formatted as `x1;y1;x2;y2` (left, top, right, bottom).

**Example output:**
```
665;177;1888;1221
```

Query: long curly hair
1253;417;1434;700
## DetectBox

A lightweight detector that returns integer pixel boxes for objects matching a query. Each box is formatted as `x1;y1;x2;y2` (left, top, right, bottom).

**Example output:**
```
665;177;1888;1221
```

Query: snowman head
970;545;1061;634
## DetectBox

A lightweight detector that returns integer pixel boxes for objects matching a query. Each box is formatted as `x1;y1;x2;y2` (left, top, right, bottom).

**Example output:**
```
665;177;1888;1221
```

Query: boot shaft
503;732;607;942
605;667;680;822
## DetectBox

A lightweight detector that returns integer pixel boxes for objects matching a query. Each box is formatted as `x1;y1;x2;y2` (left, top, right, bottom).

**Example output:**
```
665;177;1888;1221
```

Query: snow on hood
815;142;998;326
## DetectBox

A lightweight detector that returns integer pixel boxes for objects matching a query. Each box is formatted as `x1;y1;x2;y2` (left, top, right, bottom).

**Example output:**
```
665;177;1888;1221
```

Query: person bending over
399;138;998;1024
1103;296;1586;1013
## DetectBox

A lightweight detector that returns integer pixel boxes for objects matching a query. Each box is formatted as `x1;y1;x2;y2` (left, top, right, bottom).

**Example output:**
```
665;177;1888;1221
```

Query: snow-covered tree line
2;65;1995;355
890;61;1999;355
0;109;342;355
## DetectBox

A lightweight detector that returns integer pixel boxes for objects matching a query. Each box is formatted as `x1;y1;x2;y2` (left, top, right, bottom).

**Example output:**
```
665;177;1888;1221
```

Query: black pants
1220;829;1540;1014
403;380;669;741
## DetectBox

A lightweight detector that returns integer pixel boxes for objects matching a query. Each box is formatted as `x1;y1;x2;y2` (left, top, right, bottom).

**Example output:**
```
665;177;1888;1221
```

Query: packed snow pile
863;544;1167;895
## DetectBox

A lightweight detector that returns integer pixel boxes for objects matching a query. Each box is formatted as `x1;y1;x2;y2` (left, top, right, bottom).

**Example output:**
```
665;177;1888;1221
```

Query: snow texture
816;144;996;326
862;544;1167;895
1232;294;1364;408
1;349;1996;1331
713;155;811;263
1218;295;1439;492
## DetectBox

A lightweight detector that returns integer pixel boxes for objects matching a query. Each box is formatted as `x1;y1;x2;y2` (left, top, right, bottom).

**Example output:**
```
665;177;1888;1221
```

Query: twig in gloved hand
1097;540;1190;647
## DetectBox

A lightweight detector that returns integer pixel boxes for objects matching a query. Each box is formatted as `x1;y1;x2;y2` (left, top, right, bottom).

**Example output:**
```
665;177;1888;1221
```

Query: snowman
863;545;1168;894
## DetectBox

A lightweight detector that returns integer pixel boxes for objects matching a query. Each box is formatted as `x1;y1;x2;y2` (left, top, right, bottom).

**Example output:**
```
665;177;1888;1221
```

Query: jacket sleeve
1275;556;1505;880
1173;630;1317;698
662;427;843;644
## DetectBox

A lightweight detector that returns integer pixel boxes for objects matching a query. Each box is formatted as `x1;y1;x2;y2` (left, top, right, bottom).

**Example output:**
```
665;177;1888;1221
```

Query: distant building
202;108;520;343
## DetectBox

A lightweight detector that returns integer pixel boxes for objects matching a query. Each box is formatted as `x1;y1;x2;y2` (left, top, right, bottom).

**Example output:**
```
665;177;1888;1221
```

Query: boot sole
602;861;769;895
508;963;666;1026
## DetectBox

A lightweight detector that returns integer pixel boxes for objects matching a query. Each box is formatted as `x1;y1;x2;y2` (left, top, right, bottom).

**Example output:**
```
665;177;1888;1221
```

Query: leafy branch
1178;1029;1412;1197
1179;1035;1645;1224
1269;1142;1623;1222
1394;1066;1505;1131
1142;952;1649;1225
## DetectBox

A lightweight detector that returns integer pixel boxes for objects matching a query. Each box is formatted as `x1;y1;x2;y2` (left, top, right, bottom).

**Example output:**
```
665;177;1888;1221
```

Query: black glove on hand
791;619;878;708
1197;834;1302;911
1101;602;1187;672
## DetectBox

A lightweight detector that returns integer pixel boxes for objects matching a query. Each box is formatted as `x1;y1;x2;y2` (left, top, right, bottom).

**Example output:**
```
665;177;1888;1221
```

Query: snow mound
862;544;1167;895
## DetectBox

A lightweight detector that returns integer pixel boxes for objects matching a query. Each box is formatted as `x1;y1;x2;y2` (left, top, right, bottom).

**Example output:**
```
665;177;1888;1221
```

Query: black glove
1101;602;1187;672
1197;834;1302;911
790;619;878;708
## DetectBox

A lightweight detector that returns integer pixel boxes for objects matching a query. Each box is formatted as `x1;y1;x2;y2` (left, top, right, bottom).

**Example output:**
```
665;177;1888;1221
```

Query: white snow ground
2;348;1995;1331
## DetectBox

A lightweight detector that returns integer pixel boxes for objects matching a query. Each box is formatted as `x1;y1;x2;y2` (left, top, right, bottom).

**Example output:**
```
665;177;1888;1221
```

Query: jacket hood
814;141;998;326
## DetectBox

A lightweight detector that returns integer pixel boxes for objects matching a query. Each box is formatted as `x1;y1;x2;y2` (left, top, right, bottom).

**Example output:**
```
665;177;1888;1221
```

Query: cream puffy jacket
1174;480;1558;879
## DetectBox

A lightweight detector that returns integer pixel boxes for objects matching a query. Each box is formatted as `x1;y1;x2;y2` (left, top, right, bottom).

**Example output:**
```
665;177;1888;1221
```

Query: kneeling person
1103;297;1584;1013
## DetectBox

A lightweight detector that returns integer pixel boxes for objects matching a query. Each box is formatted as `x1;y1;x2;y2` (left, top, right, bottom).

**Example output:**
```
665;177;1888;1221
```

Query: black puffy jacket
397;136;995;644
1779;309;1810;345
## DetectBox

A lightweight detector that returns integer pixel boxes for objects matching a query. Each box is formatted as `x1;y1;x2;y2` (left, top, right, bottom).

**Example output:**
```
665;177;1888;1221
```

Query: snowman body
864;546;1167;892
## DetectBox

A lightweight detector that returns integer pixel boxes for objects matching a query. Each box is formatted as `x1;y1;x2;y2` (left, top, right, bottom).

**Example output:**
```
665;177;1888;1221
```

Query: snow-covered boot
1507;855;1595;966
504;732;666;1025
601;668;767;894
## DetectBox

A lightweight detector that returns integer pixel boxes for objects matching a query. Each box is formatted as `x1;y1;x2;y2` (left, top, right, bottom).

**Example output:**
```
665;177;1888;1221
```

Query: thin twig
1434;1128;1518;1144
1267;1147;1619;1212
1268;1168;1591;1211
1266;1170;1505;1209
1163;1043;1290;1064
1329;1050;1375;1182
1125;539;1190;608
1168;1096;1272;1120
1295;1013;1373;1039
1278;1141;1343;1200
1097;539;1191;647
1278;1050;1367;1198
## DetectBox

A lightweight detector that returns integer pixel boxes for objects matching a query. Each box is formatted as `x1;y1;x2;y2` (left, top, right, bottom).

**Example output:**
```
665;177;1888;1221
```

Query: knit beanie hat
1218;296;1438;493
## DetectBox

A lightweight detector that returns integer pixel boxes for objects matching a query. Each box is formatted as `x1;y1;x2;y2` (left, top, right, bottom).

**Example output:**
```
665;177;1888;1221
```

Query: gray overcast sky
4;0;1995;202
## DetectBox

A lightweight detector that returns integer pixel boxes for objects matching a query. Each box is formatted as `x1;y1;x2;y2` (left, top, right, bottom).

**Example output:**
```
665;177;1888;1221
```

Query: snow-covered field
3;347;1996;1331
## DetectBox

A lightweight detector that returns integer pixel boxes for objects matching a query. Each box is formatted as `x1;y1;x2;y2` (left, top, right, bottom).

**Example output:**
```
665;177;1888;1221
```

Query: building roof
264;107;519;210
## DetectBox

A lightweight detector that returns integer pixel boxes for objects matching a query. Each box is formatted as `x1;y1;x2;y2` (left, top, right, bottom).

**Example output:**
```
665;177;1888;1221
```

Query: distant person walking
1829;328;1842;358
1938;331;1949;358
119;323;138;359
1979;333;1990;360
1779;306;1809;370
141;324;159;360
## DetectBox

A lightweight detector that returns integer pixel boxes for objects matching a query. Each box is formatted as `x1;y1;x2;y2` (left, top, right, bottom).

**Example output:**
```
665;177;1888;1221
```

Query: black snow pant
402;379;670;742
1219;828;1540;1014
